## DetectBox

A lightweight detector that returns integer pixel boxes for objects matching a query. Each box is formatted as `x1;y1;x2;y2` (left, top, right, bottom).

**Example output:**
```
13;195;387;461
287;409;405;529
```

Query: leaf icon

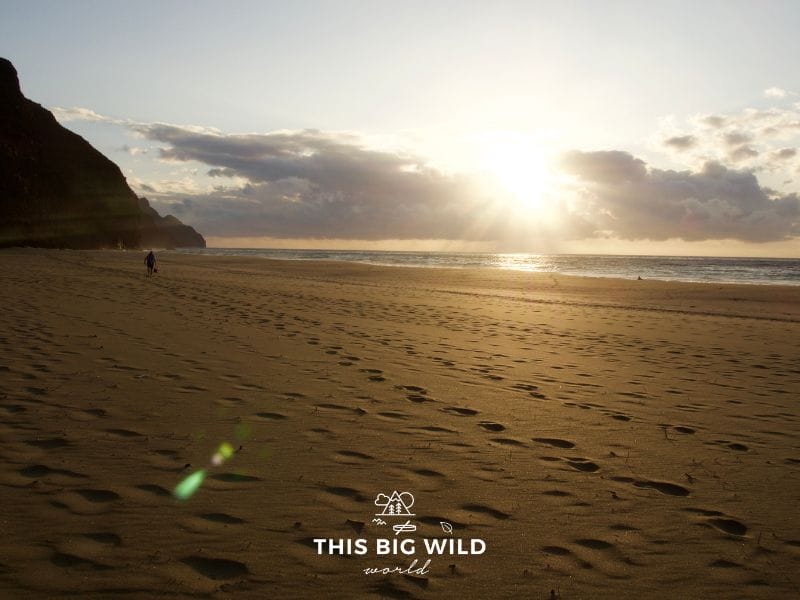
440;521;453;535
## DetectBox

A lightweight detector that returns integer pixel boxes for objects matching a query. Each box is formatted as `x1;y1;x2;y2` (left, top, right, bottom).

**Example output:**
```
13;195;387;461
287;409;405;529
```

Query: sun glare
480;135;553;214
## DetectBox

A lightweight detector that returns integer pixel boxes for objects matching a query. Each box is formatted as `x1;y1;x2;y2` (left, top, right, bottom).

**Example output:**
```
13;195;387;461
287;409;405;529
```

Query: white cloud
659;100;800;180
764;87;788;98
51;106;122;124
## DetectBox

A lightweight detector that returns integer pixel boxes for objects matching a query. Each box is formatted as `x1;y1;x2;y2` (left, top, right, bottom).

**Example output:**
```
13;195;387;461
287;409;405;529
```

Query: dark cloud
772;148;797;160
663;135;697;151
723;131;752;146
207;167;238;178
728;145;759;162
134;122;799;245
138;125;518;240
700;115;727;128
560;150;646;183
561;151;800;242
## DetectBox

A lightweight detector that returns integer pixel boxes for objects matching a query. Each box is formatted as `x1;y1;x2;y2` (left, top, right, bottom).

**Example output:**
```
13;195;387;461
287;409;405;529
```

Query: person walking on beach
144;250;157;277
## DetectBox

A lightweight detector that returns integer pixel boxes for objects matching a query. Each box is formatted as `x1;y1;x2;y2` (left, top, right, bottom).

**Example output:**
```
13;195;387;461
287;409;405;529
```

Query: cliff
0;57;205;249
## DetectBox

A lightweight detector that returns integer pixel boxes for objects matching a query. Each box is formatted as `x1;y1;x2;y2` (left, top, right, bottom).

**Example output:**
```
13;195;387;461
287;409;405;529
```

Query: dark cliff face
138;197;206;248
0;57;205;249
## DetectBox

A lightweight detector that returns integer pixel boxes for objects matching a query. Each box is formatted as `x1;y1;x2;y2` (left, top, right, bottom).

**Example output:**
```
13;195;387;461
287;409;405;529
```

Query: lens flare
173;441;237;501
173;469;207;501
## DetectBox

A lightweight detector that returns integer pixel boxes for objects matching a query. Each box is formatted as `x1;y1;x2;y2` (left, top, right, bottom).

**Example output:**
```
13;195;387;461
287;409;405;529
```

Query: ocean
172;248;800;286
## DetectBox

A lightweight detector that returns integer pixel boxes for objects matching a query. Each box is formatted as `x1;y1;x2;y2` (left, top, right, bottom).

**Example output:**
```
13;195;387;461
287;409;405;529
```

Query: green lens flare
218;442;234;460
235;424;252;441
173;469;207;501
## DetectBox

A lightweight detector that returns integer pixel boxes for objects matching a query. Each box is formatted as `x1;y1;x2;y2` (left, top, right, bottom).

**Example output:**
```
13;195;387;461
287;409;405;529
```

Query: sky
2;0;800;256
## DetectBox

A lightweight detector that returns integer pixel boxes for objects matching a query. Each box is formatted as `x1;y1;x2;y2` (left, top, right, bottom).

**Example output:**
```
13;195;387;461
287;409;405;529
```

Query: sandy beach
1;248;799;599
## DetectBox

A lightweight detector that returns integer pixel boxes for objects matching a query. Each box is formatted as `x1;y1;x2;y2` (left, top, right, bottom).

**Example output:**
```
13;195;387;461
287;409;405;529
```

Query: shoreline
4;246;800;289
173;247;800;288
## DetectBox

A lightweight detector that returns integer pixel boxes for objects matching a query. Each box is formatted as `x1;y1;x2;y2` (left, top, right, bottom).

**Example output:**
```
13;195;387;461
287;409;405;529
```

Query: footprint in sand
334;450;374;463
479;421;506;432
180;556;249;580
461;503;510;520
574;538;614;550
442;407;479;416
315;403;367;416
19;464;86;479
400;385;427;393
378;411;410;420
491;438;527;447
216;396;246;407
50;551;111;571
105;428;143;439
707;517;748;536
542;490;572;497
533;438;576;449
409;468;446;478
134;484;171;497
200;513;246;525
210;473;262;483
76;489;121;503
565;458;600;473
612;476;689;497
406;393;431;402
255;412;287;420
83;408;107;418
83;532;122;546
538;456;562;463
727;442;749;452
541;545;571;556
177;384;208;393
511;383;540;392
409;425;456;434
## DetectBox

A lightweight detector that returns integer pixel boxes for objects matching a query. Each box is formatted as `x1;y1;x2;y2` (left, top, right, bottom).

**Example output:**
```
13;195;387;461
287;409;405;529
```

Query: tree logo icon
374;491;415;517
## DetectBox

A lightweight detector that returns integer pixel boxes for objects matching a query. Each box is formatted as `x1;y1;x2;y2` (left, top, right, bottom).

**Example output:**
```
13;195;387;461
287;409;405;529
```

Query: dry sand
0;248;799;599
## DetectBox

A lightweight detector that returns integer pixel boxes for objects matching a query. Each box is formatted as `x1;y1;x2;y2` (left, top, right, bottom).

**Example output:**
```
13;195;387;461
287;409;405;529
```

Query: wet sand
1;249;799;599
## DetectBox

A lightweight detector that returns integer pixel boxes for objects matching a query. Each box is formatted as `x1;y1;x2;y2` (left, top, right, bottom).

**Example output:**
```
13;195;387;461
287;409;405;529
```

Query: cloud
723;131;752;146
56;105;800;246
728;144;759;162
51;106;122;124
700;114;727;128
138;123;800;244
120;144;147;156
135;124;520;241
771;148;797;160
663;135;697;151
764;87;788;98
561;151;800;242
660;100;800;181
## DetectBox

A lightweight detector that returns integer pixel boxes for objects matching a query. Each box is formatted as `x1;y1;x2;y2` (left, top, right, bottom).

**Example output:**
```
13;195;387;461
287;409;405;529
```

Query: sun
480;135;553;214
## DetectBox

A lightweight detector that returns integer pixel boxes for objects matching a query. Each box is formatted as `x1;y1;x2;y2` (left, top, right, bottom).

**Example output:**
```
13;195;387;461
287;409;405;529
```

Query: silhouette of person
144;250;157;276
